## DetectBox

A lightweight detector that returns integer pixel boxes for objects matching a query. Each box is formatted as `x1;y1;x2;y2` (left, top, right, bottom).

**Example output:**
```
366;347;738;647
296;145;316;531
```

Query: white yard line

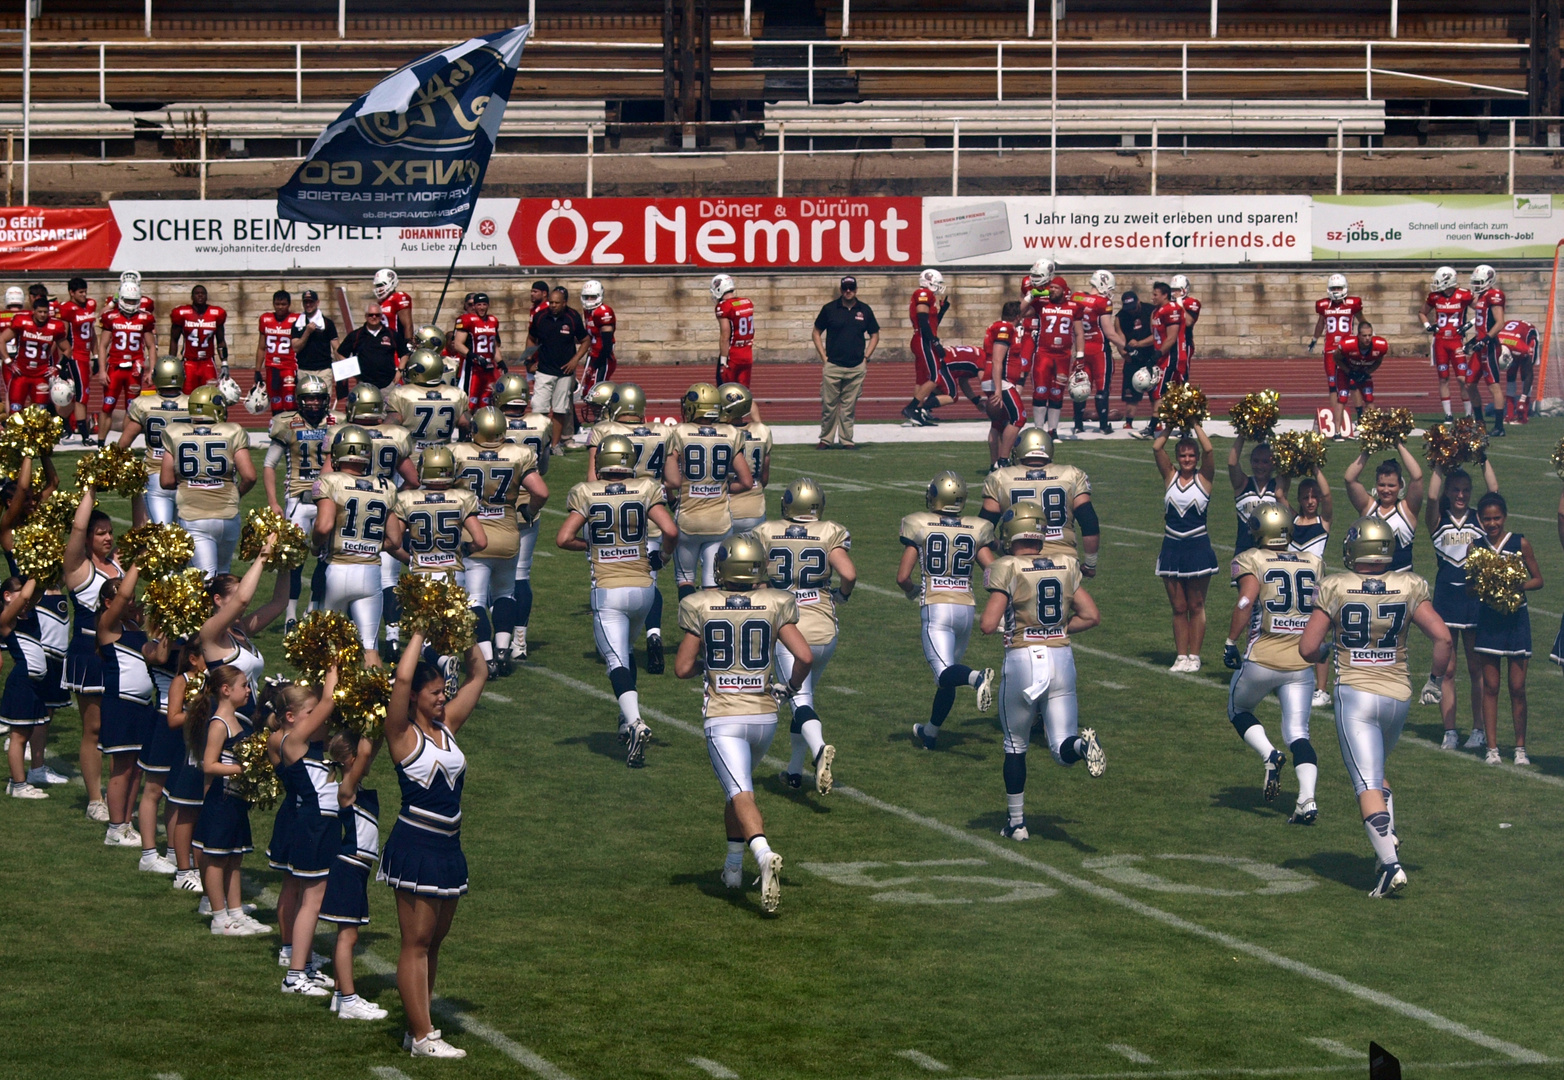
154;1073;185;1080
855;582;906;598
483;691;514;704
826;684;862;695
953;1059;1550;1080
1105;1044;1157;1064
370;1068;415;1080
1303;1038;1367;1061
688;1058;740;1079
897;1049;953;1072
520;662;1550;1064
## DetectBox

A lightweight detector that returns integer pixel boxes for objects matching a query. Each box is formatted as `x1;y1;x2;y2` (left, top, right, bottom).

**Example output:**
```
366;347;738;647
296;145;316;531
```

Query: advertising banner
0;208;121;271
920;196;1312;266
1312;195;1564;260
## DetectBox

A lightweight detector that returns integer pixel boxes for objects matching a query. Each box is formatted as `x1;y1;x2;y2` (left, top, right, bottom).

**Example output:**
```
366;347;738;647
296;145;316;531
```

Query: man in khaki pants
813;276;881;449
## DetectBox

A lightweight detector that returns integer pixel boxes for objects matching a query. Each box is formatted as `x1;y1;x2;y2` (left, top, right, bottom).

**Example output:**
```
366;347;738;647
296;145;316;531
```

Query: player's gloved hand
1422;322;1435;334
219;364;230;380
768;681;797;704
1223;640;1242;670
1458;321;1473;337
830;587;850;606
648;549;665;573
1307;338;1317;353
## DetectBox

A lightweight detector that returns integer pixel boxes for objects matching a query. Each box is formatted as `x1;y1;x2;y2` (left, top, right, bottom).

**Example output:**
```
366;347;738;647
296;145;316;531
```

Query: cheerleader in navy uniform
1423;461;1499;750
1471;493;1543;766
163;643;209;892
198;537;287;724
2;578;50;799
94;566;157;858
321;731;388;1021
134;632;185;875
1153;424;1218;672
264;689;300;960
1227;433;1285;585
1344;442;1423;572
1551;483;1564;673
189;663;273;936
272;677;342;997
1289;469;1335;706
381;628;488;1059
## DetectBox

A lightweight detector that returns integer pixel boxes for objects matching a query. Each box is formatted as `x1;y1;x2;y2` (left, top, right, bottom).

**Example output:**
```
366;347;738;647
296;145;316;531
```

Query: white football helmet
709;273;735;301
1432;266;1457;292
119;270;142;289
243;382;270;414
919;268;946;296
1068;369;1093;402
1029;258;1056;282
1497;345;1515;372
1327;273;1348;301
1131;366;1157;393
117;281;142;315
1090;269;1115;296
1170;273;1190;297
581;279;605;308
1471;264;1496;292
4;286;23;309
49;376;75;409
373;268;398;301
217;375;243;405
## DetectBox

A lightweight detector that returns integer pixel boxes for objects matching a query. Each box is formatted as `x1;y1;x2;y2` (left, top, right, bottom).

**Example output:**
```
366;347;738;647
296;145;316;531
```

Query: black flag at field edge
277;24;531;231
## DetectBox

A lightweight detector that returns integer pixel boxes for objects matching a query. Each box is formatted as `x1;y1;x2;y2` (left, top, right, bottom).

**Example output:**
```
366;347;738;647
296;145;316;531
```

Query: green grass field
5;421;1564;1080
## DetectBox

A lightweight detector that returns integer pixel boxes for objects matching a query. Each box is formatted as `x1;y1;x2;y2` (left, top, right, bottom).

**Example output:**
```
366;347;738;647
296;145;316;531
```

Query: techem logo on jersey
510;197;922;268
1321;219;1405;245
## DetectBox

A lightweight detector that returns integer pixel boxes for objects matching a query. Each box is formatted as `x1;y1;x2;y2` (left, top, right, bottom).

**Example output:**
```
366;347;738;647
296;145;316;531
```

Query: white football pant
773;637;834;710
999;645;1079;763
513;518;541;581
674;531;724;588
181;515;240;577
145;472;176;525
705;716;778;801
1228;661;1314;746
591;585;656;670
1333;684;1408;794
323;563;382;650
462;556;517;610
920;603;974;679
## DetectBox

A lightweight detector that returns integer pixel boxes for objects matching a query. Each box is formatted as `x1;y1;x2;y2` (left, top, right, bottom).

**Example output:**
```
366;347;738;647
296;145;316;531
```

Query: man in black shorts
1116;289;1157;435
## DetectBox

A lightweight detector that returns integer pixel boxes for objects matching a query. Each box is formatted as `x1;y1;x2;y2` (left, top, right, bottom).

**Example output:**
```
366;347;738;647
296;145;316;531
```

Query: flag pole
431;232;466;326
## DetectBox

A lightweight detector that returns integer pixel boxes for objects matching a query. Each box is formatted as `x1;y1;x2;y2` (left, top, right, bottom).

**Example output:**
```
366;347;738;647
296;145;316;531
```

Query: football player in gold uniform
750;478;854;795
313;425;400;663
1299;516;1451;897
675;533;813;915
119;355;190;525
265;372;336;628
721;383;772;534
159;385;254;576
339;383;419;660
495;374;553;662
1221;505;1324;821
981;501;1105;842
664;382;753;599
979;428;1099;574
898;470;998;749
453;407;548;676
390;448;486;579
557;435;678;766
386;348;470;454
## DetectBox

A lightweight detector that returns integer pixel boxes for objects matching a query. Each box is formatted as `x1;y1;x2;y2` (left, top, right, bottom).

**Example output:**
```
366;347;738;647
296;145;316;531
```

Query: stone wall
69;267;1551;364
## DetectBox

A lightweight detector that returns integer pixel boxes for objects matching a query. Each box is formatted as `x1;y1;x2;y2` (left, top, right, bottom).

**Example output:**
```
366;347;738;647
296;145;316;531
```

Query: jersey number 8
682;443;731;483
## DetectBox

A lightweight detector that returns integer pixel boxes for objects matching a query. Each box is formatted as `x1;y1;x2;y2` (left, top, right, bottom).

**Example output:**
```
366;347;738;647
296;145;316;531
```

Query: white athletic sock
1384;788;1395;831
1442;398;1453;418
1241;725;1275;759
1363;812;1398;866
285;600;299;621
617;691;640;727
747;835;772;864
1033;405;1046;429
279;944;293;961
1045;406;1061;431
479;640;493;662
1295;762;1318;804
385;625;399;643
800;718;825;760
788;732;808;774
1463;400;1474;417
494;631;511;654
339;993;360;1006
725;840;744;872
1006;792;1025;826
967;669;983;687
647;628;660;639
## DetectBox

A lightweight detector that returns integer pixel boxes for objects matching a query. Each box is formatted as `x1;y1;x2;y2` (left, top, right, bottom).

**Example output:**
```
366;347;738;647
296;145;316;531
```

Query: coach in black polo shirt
812;276;880;449
291;288;339;391
337;300;405;390
527;286;589;452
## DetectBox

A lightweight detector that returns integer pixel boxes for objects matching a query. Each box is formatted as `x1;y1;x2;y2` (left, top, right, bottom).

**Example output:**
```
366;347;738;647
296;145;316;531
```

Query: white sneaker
121;824;143;846
211;913;249;937
173;869;203;892
1440;729;1459;750
336;995;388;1021
26;765;70;786
1186;654;1201;672
757;851;783;915
235;913;274;936
85;800;110;822
1079;728;1106;777
1169;655;1189;672
1311;689;1332;708
404;1029;442;1051
814;745;835;796
138;851;178;874
104;824;141;847
304;964;335;989
1465;728;1486;750
411;1035;467;1059
1514;747;1531;766
974;667;995;712
7;780;48;799
281;974;330;997
721;864;743;889
1485;747;1502;765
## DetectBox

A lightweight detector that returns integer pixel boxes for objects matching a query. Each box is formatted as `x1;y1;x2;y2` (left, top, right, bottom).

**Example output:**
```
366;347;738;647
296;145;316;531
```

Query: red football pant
183;357;217;393
1431;338;1461;380
716;356;751;388
1337;376;1374;404
580;353;617;397
990;383;1024;427
462;362;503;411
911;337;938;386
71;354;93;410
1031;351;1072;407
103;369;141;414
267;367;297;413
1458;339;1497;385
1080;344;1106;392
8;373;51;411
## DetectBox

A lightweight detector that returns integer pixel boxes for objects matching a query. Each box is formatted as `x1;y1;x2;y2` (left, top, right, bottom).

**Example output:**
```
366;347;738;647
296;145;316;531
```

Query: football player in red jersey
1171;273;1201;374
1028;277;1084;439
373;268;414;341
711;274;760;415
255;289;297;415
1420;265;1474;420
902;268;952;426
1466;265;1508;436
1310;272;1363;436
0;295;69;414
1331;319;1388;428
578;278;617;393
1495;318;1538;424
106;270;154;318
58;276;101;443
454;290;504;410
1070;269;1127;436
981;300;1026;467
168;284;228;393
98;289;156;439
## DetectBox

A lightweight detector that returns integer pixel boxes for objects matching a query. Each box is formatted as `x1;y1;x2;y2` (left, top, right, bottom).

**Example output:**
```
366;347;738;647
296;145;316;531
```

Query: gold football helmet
999;500;1049;552
1250;504;1294;550
494;373;530;411
419;446;456;488
718;382;753;424
403;348;445;386
1343;515;1395;570
471;407;507;447
331;424;373;469
413;324;446;353
607;382;645;421
346;383;384;423
926;470;967;514
1014;427;1054;465
715;532;769;587
781;478;825;522
596;434;638;476
584;380;617;412
187;384;227;423
152;355;185;393
681;382;722;423
297;373;331;422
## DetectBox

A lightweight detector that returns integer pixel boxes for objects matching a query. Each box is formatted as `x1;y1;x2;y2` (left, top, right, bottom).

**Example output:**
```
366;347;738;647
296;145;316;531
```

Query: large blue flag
277;25;530;229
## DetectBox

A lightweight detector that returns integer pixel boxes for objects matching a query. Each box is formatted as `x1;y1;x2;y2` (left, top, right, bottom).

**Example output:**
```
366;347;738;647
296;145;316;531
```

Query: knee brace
1288;737;1318;768
513;578;533;626
790;703;818;734
608;665;637;697
471;606;492;644
1003;751;1027;795
1229;710;1261;736
937;664;973;689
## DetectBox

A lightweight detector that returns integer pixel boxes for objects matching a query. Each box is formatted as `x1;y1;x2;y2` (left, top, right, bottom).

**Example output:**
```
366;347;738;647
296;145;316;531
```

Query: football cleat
1368;863;1407;899
1311;689;1331;708
625;722;650;768
721;865;743;889
778;770;802;789
814;745;835;796
1080;728;1106;777
1001;821;1030;842
1418;675;1442;705
284;618;298;638
1287;799;1318;825
644;633;664;675
974;668;995;712
1440;729;1460;750
1262;750;1286;802
912;723;937;751
512;628;529;661
756;852;783;914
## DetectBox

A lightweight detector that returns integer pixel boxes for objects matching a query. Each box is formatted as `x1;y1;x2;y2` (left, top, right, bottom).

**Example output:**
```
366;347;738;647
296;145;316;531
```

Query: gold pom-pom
1464;545;1529;615
1271;430;1329;479
1356;406;1414;455
13;522;64;585
1452;416;1489;464
142;568;211;639
0;405;66;460
1423;417;1489;470
1228;390;1281;441
333;664;391;739
239;507;311;569
1155;383;1209;432
1553;437;1564;481
33;487;85;535
119;523;196;579
183;669;207;700
226;730;282;809
75;443;149;499
284;611;364;684
395;572;477;656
